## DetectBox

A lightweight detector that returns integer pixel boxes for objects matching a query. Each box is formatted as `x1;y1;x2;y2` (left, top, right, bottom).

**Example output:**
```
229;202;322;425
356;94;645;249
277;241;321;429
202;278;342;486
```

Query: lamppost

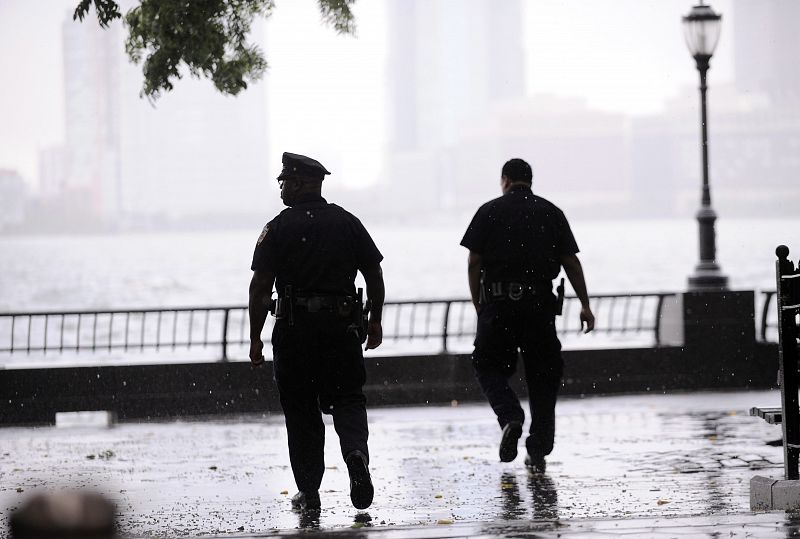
683;2;728;291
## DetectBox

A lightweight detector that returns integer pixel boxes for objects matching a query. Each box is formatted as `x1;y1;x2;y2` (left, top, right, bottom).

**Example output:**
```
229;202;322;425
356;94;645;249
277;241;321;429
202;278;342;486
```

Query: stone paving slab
0;390;791;537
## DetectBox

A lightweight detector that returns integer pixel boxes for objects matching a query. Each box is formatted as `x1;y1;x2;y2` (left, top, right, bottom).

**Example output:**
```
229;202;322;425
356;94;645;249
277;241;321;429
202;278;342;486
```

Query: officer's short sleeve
352;217;383;270
460;204;490;253
555;210;579;256
251;218;280;272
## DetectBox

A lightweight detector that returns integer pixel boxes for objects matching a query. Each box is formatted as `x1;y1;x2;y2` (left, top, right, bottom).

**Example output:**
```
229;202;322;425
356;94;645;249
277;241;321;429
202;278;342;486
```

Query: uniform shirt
252;195;383;297
460;184;578;284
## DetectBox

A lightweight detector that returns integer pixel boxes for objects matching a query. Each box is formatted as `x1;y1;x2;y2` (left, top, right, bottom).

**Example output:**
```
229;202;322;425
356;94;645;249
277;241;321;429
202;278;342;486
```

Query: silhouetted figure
249;152;385;512
461;158;594;472
9;490;116;539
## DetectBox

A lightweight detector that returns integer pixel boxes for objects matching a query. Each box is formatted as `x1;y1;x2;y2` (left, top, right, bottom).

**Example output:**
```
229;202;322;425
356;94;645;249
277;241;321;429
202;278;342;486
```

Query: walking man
249;152;385;512
460;158;594;472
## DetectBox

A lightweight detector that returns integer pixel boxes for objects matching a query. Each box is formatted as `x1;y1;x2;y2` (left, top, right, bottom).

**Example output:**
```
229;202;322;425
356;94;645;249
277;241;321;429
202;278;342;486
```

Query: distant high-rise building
631;83;800;218
386;0;525;153
59;11;269;223
62;12;121;216
733;0;800;103
384;1;525;210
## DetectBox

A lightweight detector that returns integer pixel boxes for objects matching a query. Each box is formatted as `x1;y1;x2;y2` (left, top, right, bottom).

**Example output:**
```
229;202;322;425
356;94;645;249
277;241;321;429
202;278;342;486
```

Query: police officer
248;152;385;512
460;158;594;472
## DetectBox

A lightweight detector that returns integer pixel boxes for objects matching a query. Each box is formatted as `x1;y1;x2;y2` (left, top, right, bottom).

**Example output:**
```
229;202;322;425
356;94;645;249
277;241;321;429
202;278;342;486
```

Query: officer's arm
467;251;482;313
558;254;595;333
361;263;384;350
248;269;275;364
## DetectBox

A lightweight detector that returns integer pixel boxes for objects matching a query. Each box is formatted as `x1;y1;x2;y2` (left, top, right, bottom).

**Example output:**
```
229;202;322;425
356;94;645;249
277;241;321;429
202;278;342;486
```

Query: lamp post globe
683;2;728;291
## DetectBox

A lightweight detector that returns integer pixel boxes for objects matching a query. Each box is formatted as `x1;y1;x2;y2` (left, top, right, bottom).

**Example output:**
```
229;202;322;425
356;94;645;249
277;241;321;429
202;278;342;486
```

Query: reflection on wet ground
0;390;790;537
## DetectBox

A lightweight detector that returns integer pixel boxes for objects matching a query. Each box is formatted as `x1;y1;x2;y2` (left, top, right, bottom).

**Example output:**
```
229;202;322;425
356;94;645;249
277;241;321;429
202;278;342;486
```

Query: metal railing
0;292;676;363
0;306;250;361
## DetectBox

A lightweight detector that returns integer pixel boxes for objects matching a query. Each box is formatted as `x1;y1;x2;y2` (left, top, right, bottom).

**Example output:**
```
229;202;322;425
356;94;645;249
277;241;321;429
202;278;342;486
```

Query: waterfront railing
0;292;688;363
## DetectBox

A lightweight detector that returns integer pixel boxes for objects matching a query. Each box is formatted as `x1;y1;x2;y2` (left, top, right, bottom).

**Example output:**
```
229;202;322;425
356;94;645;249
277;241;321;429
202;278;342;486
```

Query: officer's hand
580;306;595;334
249;340;265;366
365;321;383;351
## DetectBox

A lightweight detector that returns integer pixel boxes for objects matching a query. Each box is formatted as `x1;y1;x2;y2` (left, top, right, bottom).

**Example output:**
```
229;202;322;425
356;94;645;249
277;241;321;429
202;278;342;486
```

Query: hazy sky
0;0;735;188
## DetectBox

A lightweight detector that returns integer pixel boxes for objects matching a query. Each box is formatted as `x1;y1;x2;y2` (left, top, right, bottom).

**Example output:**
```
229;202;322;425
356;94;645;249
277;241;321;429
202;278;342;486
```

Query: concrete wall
0;344;778;426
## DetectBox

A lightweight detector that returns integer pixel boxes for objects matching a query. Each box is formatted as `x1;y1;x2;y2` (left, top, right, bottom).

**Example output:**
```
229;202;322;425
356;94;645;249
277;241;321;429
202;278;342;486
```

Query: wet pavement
0;390;796;537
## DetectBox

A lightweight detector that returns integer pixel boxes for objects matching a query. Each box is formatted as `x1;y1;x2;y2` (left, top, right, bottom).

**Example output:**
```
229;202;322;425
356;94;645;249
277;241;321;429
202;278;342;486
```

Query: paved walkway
0;390;794;537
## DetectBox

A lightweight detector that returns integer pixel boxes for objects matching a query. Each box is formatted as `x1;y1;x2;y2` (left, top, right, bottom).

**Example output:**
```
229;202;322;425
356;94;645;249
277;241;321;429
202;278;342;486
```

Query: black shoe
345;450;374;509
524;453;546;474
291;490;321;512
499;421;522;462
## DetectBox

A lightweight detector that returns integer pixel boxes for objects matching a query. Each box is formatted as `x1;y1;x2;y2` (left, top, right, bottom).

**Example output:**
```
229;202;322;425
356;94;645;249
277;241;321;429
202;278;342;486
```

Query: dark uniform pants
472;295;563;459
272;312;368;493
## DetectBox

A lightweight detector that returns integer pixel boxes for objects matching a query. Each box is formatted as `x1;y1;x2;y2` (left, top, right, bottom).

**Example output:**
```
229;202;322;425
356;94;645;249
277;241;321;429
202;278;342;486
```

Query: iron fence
0;292;677;363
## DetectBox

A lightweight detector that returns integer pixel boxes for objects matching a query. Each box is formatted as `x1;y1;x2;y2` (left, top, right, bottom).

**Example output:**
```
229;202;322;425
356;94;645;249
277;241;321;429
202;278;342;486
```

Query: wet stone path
0;390;789;537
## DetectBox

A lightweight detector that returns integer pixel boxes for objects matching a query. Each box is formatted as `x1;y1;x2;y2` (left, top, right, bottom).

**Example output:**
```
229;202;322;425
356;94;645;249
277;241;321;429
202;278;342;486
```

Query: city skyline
2;0;736;190
3;0;800;227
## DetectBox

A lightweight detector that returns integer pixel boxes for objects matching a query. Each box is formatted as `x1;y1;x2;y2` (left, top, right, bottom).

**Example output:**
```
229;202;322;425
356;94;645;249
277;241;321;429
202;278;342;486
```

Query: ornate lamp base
688;264;729;291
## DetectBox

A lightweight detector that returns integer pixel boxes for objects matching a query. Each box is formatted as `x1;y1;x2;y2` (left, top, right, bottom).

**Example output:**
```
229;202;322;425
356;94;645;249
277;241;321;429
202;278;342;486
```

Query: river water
0;217;797;311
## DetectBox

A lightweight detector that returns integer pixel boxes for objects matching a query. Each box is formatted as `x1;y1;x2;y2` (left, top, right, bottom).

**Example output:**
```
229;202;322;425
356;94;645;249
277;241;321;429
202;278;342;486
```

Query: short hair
502;158;532;184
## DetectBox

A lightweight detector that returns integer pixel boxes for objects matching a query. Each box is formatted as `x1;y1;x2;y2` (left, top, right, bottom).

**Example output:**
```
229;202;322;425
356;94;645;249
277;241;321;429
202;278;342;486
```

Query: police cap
277;152;331;182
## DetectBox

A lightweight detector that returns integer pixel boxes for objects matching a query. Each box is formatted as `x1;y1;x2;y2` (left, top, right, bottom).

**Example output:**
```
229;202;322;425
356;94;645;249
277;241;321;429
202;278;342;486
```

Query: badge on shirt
257;224;270;245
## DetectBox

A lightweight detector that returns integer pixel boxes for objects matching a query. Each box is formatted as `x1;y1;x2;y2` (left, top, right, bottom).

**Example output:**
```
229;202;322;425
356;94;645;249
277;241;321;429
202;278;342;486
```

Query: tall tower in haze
384;0;525;210
62;13;122;216
59;11;269;224
386;0;525;153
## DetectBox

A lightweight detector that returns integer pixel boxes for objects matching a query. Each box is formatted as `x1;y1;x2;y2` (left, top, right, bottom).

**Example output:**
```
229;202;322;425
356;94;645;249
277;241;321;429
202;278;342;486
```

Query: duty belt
272;294;356;317
294;295;354;313
271;290;366;337
483;281;549;302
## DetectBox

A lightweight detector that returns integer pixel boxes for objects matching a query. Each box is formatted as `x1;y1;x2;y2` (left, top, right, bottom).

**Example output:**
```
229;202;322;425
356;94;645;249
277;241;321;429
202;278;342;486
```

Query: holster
272;285;294;326
349;288;369;344
555;277;565;316
478;271;488;306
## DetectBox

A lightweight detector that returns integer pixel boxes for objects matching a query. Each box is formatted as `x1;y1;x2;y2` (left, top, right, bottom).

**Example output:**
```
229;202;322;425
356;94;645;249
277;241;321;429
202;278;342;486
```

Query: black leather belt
294;295;354;313
485;282;549;302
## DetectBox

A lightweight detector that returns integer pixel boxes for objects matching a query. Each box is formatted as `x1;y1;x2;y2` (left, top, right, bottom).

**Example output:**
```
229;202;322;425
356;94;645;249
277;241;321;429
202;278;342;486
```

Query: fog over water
1;218;796;312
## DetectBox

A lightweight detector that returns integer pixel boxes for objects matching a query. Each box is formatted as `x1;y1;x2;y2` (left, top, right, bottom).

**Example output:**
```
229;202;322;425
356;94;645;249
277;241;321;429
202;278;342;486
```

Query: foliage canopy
73;0;356;100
